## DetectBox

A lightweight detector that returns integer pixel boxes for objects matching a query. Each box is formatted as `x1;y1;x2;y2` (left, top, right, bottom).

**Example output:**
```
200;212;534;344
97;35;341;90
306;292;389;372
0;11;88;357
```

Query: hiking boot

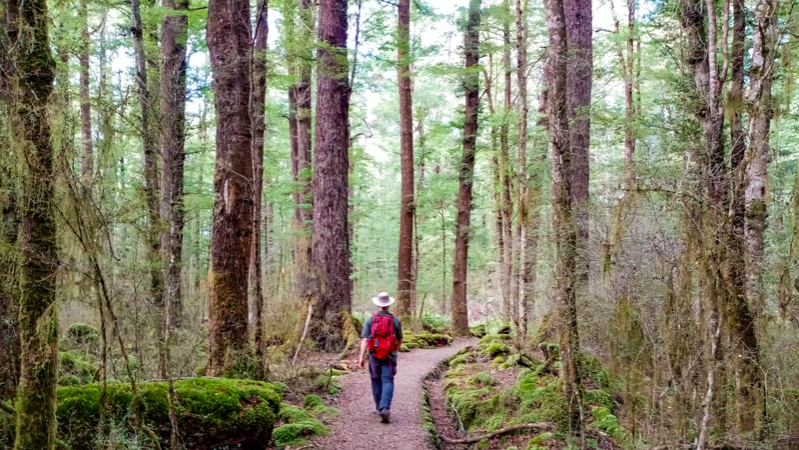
380;408;391;423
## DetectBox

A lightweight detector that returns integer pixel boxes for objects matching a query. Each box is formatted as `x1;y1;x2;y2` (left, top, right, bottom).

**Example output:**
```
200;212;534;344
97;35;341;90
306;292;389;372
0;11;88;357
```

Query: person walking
358;292;403;423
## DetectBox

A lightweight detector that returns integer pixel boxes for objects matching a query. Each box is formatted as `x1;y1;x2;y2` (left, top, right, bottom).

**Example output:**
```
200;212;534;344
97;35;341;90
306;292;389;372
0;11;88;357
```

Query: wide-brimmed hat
372;292;395;307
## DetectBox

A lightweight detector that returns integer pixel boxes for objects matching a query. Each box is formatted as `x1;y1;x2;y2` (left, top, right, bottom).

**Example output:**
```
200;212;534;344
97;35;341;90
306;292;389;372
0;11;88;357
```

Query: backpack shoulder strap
370;313;378;339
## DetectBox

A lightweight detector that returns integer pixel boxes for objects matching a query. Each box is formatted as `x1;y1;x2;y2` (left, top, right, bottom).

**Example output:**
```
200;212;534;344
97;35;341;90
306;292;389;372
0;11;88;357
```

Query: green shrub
66;323;100;346
50;378;282;449
486;343;511;357
59;350;98;385
421;311;450;333
589;406;626;440
468;372;498;387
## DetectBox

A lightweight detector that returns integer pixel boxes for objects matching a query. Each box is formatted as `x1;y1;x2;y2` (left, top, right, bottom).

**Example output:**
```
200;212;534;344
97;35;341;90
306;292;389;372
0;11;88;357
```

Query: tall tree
499;0;514;323
250;0;269;377
291;0;314;299
78;0;93;180
206;0;254;375
309;0;351;351
451;0;481;336
564;0;592;286
547;0;584;439
131;0;164;321
395;0;414;320
158;0;189;379
10;0;59;444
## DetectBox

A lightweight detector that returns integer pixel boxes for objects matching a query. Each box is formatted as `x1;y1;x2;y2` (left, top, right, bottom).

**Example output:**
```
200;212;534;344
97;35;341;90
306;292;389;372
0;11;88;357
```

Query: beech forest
1;0;799;448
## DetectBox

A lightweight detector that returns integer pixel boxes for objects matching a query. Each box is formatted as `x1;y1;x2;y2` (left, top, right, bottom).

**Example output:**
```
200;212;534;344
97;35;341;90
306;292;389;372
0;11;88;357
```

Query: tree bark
500;0;514;323
78;0;93;180
564;0;592;288
206;0;254;375
10;0;59;444
132;0;164;324
737;0;775;434
395;0;414;321
517;0;537;339
292;0;314;300
546;0;584;438
159;0;189;341
451;0;481;336
309;0;351;351
250;0;269;378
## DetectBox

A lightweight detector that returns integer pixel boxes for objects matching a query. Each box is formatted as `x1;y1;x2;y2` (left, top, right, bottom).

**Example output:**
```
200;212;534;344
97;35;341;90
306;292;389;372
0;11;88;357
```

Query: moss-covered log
0;378;281;450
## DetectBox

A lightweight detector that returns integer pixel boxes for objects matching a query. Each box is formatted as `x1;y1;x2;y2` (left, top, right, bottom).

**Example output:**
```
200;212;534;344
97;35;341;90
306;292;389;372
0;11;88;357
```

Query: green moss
59;350;98;385
51;378;282;449
478;438;490;449
469;372;498;388
486;343;511;357
492;356;507;368
470;324;487;338
274;381;289;393
404;332;453;349
400;344;410;352
273;403;330;449
527;431;555;450
303;394;340;417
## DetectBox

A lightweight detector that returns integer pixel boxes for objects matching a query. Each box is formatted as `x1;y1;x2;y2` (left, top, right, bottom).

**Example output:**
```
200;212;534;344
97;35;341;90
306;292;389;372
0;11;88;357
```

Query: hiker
358;292;403;423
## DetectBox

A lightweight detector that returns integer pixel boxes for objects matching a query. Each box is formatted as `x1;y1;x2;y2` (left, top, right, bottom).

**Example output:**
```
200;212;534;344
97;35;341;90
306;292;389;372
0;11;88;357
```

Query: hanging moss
0;378;282;449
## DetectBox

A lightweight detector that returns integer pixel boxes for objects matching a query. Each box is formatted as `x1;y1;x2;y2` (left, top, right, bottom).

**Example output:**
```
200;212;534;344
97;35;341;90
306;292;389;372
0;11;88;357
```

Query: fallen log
440;422;555;444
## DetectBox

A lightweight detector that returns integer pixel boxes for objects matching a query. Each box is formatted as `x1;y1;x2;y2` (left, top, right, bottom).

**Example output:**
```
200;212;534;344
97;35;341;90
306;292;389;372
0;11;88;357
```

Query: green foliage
273;403;329;449
588;406;626;440
312;370;342;395
65;323;100;347
485;343;510;357
468;372;498;387
470;323;487;338
420;311;451;334
58;350;97;385
48;378;282;449
303;394;340;417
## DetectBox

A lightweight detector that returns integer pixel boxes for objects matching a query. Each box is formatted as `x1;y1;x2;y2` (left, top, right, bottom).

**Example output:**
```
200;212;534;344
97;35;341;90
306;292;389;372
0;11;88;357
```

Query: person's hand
359;357;365;370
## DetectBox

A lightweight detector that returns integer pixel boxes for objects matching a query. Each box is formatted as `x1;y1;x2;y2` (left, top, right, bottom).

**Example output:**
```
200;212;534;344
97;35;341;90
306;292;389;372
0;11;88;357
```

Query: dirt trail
315;338;477;450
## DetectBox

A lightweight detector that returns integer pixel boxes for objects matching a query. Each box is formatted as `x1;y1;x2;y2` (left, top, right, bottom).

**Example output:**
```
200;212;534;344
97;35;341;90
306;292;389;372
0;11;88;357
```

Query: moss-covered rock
404;332;453;349
66;323;100;346
53;378;282;449
486;343;511;357
273;403;331;449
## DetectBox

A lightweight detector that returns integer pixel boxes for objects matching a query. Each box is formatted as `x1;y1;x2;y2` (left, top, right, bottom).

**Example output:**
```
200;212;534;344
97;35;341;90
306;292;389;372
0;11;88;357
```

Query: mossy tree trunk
309;0;351;351
450;0;481;337
546;0;584;440
206;0;254;375
10;0;59;445
78;0;93;181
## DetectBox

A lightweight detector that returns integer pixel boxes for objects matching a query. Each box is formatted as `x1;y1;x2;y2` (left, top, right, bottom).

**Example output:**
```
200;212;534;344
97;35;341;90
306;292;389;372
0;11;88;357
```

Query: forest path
315;338;478;450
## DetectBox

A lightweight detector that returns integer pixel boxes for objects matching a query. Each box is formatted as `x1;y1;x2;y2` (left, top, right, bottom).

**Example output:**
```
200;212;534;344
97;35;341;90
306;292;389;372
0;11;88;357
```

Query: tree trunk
737;0;775;434
132;0;164;324
451;0;481;336
250;0;269;378
159;0;189;340
309;0;351;352
564;0;592;289
11;0;59;444
500;0;514;323
517;0;537;339
292;0;314;300
79;0;93;180
206;0;254;376
395;0;414;321
546;0;584;438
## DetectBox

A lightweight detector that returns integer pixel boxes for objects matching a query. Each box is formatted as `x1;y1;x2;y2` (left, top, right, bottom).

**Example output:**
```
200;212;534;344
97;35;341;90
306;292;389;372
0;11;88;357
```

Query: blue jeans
369;353;397;411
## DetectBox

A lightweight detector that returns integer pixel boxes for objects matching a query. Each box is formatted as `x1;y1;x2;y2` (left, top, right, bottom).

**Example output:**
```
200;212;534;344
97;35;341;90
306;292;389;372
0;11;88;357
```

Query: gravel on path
315;338;478;450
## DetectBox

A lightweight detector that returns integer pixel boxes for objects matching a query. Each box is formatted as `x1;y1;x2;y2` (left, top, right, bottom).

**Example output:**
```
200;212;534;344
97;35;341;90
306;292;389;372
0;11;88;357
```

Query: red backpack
368;313;398;359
